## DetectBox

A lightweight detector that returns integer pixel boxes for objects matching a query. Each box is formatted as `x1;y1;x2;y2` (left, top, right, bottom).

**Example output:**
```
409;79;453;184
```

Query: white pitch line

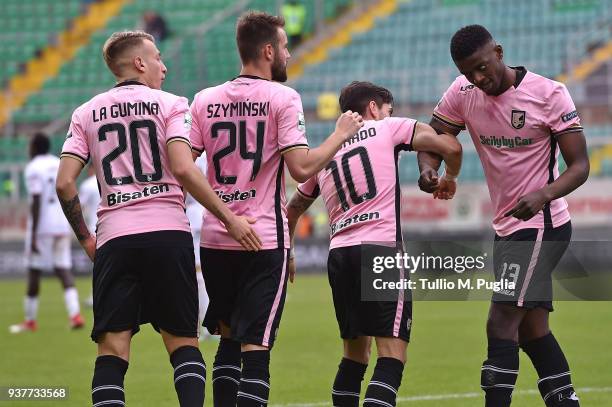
269;386;612;407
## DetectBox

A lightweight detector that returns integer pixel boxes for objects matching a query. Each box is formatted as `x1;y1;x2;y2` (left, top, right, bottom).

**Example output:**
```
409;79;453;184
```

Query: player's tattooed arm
59;194;90;242
505;130;589;221
57;156;96;260
417;118;461;193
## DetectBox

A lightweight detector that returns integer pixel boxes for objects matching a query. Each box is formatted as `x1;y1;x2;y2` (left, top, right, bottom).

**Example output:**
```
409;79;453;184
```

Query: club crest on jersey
511;110;526;129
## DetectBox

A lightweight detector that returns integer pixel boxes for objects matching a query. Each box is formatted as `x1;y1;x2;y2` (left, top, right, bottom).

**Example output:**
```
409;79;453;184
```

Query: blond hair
102;30;154;76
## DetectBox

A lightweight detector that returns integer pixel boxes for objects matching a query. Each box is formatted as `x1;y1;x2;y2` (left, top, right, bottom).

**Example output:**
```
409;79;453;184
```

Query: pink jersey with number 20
62;82;191;248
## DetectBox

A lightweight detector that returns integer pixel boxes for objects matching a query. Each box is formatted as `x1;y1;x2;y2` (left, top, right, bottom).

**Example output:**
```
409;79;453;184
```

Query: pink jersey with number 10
190;75;309;250
61;81;192;248
298;117;416;249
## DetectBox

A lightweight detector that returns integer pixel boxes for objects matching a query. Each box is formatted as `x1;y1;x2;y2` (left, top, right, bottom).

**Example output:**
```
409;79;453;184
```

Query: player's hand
226;216;263;251
433;178;456;200
80;234;96;261
418;168;439;193
504;190;548;221
335;110;364;140
288;256;296;283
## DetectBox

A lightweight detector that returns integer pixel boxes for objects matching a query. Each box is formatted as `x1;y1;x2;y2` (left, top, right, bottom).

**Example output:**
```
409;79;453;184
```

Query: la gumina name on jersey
92;101;160;122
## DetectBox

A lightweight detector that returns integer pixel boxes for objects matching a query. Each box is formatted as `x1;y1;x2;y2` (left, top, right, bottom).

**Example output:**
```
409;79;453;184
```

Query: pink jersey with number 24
190;76;309;250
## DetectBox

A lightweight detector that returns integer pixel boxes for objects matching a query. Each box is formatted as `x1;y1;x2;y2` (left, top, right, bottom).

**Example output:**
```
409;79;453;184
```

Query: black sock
213;338;242;407
481;338;519;407
521;333;580;407
237;350;270;407
92;355;129;406
332;358;368;406
170;345;206;407
363;357;404;407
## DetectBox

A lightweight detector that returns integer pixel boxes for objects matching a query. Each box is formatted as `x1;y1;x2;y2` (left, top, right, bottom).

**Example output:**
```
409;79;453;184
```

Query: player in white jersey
185;155;210;338
9;133;84;334
78;164;100;307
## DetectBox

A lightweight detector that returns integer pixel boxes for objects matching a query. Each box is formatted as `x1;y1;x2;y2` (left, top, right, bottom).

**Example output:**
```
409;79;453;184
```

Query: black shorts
200;247;289;348
328;245;412;342
492;221;572;311
91;231;197;342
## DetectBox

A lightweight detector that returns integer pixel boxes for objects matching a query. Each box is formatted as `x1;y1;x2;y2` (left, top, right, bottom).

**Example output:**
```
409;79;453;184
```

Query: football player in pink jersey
189;12;363;407
286;81;462;407
56;31;262;407
418;25;589;407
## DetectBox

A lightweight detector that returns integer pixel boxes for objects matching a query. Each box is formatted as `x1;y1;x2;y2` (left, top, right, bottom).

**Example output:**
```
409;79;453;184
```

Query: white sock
24;296;38;321
196;270;208;335
64;287;80;318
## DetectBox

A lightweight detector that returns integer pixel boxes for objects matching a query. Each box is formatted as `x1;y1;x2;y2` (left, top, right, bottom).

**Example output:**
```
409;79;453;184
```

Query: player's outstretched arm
56;157;95;260
412;122;462;199
504;131;589;221
168;140;263;251
286;190;316;283
417;119;462;193
284;111;364;182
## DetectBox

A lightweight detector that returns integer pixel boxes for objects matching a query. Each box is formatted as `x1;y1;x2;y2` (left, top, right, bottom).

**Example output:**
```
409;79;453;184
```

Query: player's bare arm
284;111;364;182
412;122;463;200
56;157;95;260
417;118;462;193
504;130;589;221
286;190;316;283
29;194;41;253
168;140;263;251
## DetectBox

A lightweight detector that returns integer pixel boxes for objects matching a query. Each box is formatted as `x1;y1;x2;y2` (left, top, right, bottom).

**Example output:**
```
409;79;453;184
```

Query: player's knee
344;339;371;364
242;343;269;352
161;330;198;355
98;331;131;360
54;267;75;288
486;304;524;340
375;337;407;364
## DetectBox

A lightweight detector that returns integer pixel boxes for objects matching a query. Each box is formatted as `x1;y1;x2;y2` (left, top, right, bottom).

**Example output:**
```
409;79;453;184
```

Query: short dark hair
102;30;154;76
339;81;393;116
31;132;50;156
236;11;285;64
450;25;493;62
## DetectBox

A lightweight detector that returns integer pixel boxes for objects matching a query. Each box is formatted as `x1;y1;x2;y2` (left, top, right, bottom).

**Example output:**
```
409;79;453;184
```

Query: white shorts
25;234;73;270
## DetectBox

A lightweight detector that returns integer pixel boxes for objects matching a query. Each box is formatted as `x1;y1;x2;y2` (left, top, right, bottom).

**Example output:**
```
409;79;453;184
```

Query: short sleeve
296;176;320;200
166;96;192;148
61;108;90;166
189;93;205;155
432;77;467;131
546;83;583;137
24;165;43;195
386;117;417;151
276;89;309;154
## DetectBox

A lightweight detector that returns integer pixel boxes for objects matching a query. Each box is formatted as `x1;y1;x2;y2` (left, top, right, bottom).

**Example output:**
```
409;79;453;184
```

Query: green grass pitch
0;275;610;406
